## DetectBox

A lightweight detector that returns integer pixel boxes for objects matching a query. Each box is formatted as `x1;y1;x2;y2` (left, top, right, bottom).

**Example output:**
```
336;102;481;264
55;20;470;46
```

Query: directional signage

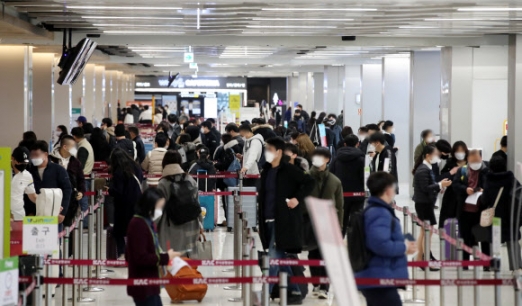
184;52;194;63
23;217;59;255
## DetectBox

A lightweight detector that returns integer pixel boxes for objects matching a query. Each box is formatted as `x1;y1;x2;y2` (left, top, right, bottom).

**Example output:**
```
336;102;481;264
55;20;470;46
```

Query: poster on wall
163;95;178;114
229;94;241;119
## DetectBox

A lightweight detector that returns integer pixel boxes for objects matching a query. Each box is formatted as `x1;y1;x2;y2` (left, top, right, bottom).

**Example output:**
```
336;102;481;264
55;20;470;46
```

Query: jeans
80;180;91;228
134;295;162;306
360;288;402;306
265;222;301;295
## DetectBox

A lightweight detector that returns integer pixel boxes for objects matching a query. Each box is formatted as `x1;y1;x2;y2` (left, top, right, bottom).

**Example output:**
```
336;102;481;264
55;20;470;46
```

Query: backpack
252;138;266;170
224;149;241;187
347;206;395;272
164;174;202;225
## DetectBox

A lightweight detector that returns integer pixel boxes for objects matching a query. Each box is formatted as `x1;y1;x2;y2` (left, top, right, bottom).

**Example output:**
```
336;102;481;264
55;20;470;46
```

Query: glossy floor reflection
46;184;519;305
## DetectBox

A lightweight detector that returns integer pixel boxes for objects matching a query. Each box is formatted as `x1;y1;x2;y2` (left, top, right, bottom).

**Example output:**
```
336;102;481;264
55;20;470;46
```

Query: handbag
480;187;504;227
191;233;213;260
302;175;330;251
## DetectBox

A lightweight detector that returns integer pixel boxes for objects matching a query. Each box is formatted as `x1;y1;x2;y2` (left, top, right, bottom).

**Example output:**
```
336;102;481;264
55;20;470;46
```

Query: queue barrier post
225;172;243;292
34;255;43;306
70;213;80;306
62;226;70;305
261;254;270;306
457;238;464;306
279;272;288;306
439;228;446;306
249;237;257;305
84;183;103;292
44;254;51;306
77;211;94;303
493;257;501;306
408;213;423;303
402;206;409;235
97;189;114;276
473;247;481;306
242;236;251;306
423;220;431;306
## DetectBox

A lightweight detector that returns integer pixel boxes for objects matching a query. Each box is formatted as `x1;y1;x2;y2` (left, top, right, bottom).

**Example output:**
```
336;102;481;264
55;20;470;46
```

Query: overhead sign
492;217;501;257
0;257;18;306
23;217;59;255
305;197;361;306
184;52;194;63
135;76;247;90
189;62;198;69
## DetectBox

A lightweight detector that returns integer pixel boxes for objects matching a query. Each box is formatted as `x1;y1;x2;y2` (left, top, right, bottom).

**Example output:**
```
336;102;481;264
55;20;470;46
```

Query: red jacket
126;216;169;302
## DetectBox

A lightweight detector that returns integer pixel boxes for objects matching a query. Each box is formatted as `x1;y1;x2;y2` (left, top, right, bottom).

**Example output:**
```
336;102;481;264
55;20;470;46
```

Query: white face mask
469;162;482;171
426;137;434;143
368;144;376;153
312;156;325;168
68;147;78;157
358;135;366;142
455;152;466;161
31;158;44;166
265;151;275;163
153;209;163;221
430;156;441;164
391;128;395;134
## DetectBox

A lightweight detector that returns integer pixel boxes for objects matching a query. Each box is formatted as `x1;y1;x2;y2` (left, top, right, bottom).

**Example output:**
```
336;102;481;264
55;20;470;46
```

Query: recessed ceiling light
261;8;377;11
424;18;508;21
246;25;336;29
457;7;522;12
252;18;354;21
399;26;437;29
82;16;183;20
68;6;182;10
103;30;185;34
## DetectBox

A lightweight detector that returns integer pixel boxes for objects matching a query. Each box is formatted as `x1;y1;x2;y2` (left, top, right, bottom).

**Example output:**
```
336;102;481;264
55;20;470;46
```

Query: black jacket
452;164;489;219
115;138;135;160
330;146;365;197
189;159;217;191
384;133;395;148
438;159;461;228
258;161;315;253
253;125;277;142
29;162;72;217
210;127;221;145
214;140;241;171
233;135;245;153
413;163;441;205
134;136;146;164
481;171;521;242
202;132;219;158
371;146;399;189
491;150;507;162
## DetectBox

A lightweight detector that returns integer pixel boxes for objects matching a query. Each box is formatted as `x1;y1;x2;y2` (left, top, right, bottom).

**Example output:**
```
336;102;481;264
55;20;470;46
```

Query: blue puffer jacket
355;196;408;289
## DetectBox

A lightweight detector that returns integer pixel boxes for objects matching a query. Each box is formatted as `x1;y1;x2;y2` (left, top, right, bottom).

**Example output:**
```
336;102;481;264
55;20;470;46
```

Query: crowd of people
9;101;521;306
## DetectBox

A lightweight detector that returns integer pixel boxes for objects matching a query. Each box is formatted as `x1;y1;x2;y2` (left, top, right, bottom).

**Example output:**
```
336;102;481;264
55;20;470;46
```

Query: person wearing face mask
284;143;309;172
414;129;434;163
238;124;265;187
200;121;219;158
438;141;469;228
167;114;181;143
258;137;315;305
382;120;396;148
356;172;416;306
357;126;368;145
412;145;452;265
11;146;37;220
71;127;94;228
126;188;181;306
29;140;72;225
53;125;68;149
306;147;343;299
359;124;381;156
452;149;490;262
368;133;399;192
156;150;201;259
141;133;169;187
50;135;86;228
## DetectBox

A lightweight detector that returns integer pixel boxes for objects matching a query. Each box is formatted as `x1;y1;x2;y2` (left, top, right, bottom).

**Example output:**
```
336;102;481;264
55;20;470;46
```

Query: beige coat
141;147;167;185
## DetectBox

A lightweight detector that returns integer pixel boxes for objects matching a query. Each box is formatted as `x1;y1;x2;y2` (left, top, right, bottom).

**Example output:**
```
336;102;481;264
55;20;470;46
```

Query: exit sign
184;52;194;63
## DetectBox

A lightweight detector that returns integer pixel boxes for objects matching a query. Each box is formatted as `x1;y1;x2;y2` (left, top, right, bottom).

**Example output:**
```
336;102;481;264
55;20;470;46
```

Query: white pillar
344;65;362;128
383;56;411;188
0;46;32;147
70;69;84;129
32;53;55;143
361;64;382;125
411;51;442;144
449;47;473;144
313;72;324;112
83;64;96;124
54;56;72;132
324;66;345;115
287;75;300;106
508;35;522;171
94;66;106;123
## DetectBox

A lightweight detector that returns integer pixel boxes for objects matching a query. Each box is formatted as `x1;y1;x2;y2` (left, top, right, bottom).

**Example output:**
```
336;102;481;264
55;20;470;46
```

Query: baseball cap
76;116;87;124
12;146;30;163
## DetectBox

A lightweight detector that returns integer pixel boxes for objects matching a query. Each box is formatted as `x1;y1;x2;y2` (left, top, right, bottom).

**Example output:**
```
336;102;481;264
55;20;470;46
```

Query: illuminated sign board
135;76;246;90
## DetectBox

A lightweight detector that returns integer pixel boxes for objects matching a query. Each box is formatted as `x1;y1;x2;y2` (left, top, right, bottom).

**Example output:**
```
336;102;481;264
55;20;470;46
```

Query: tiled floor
45;184;521;305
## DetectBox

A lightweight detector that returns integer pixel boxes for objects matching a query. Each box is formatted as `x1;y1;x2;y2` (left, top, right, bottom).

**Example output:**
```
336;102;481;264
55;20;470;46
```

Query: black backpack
164;174;201;225
347;206;395;272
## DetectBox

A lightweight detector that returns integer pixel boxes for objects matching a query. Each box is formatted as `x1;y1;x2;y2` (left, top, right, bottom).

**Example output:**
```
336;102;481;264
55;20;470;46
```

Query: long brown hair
296;133;316;160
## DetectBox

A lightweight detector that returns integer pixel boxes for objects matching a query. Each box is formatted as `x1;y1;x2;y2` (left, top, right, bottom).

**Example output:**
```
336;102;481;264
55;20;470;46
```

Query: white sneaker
118;254;125;261
312;286;320;296
318;290;328;300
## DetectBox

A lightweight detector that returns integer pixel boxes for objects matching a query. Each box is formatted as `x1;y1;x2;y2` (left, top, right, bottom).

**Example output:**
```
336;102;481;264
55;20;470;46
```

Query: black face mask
14;163;27;172
441;154;449;160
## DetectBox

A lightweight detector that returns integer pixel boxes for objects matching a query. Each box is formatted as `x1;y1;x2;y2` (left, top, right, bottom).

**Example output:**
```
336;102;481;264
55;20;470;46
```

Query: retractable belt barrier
41;258;491;268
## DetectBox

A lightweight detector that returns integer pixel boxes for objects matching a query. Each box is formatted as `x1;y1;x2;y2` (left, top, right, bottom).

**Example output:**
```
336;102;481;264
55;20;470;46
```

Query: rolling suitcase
106;226;118;260
226;186;257;231
444;218;459;260
198;170;216;232
164;258;208;303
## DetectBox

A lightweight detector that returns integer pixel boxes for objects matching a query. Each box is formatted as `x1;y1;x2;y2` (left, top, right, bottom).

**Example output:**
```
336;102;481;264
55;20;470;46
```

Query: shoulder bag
480;187;504;227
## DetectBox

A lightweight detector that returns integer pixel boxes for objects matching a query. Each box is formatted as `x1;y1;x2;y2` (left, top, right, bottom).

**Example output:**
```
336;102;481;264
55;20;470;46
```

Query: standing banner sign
318;124;327;147
492;217;502;257
0;148;12;259
22;217;59;255
305;197;361;306
0;256;18;306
